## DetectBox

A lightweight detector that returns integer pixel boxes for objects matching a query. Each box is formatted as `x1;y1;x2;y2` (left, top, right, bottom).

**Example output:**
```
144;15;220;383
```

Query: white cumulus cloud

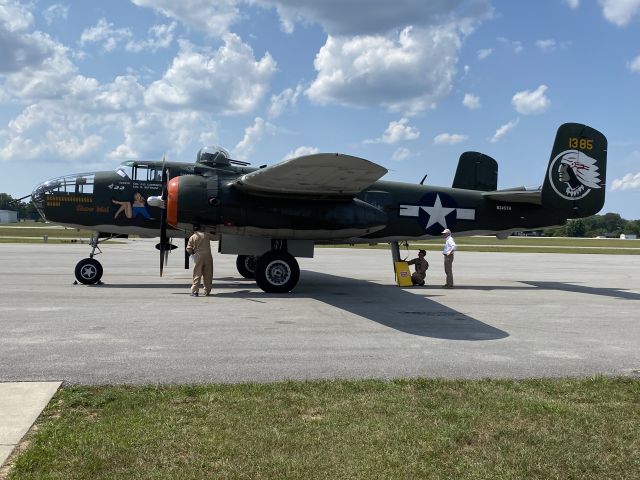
125;22;177;53
80;18;133;52
282;146;320;160
498;37;523;54
268;85;304;118
233;117;276;161
260;0;493;36
433;133;467;145
477;48;493;60
511;85;550;115
145;37;276;114
611;172;640;190
366;118;420;144
628;55;640;72
43;4;69;25
598;0;640;27
490;119;519;143
565;0;580;9
306;25;462;114
392;147;411;161
130;0;240;36
463;93;481;109
536;39;557;52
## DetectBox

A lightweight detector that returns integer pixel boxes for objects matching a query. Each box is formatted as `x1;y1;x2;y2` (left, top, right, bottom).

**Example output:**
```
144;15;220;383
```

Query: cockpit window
116;161;162;182
116;161;134;179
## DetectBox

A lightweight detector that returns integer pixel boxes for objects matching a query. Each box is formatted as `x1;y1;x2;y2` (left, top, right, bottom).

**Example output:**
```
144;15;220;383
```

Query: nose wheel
73;231;112;285
74;258;103;285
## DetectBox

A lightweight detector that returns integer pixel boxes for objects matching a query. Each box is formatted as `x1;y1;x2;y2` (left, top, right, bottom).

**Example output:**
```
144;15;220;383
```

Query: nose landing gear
73;232;112;285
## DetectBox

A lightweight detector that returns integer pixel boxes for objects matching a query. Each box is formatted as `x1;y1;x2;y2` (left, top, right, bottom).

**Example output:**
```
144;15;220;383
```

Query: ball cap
442;228;451;235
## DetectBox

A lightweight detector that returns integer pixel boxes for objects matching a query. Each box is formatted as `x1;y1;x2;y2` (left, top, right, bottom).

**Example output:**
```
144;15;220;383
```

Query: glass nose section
32;180;56;220
32;173;97;221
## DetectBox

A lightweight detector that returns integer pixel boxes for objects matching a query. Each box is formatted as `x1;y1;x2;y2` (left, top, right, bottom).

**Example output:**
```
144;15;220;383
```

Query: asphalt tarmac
1;240;639;384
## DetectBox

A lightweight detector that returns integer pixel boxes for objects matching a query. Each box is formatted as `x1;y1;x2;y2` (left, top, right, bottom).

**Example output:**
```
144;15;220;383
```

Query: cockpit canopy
196;146;231;167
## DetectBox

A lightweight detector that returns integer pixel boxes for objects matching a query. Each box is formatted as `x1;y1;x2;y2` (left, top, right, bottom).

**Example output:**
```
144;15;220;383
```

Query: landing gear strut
74;232;110;285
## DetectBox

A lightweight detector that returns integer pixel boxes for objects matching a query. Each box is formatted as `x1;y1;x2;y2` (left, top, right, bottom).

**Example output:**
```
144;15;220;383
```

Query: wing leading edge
234;153;388;199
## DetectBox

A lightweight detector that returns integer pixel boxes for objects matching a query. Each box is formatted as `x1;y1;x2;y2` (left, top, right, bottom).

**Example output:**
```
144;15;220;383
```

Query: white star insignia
421;194;455;230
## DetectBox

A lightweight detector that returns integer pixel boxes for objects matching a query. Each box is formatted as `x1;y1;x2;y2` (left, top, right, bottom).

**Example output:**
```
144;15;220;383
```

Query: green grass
8;378;640;480
323;236;640;254
3;223;638;253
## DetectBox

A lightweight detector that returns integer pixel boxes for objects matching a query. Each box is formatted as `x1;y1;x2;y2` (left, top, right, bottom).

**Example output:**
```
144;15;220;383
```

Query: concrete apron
0;382;61;467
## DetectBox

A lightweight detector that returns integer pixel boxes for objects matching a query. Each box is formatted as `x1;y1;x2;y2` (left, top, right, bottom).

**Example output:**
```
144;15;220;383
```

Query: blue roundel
416;192;458;235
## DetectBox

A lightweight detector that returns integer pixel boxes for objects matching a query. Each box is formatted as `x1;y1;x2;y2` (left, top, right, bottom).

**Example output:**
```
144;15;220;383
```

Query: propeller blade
159;156;169;277
160;215;167;277
184;237;189;269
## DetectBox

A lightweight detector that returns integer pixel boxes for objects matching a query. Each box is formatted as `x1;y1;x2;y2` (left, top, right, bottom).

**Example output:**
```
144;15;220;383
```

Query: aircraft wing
234;153;388;198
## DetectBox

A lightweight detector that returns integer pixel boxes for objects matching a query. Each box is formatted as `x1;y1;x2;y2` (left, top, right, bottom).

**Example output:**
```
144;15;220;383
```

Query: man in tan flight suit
186;224;214;297
406;249;429;286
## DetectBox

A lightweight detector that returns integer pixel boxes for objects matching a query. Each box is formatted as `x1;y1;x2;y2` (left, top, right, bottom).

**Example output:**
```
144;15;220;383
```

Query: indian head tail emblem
549;150;602;200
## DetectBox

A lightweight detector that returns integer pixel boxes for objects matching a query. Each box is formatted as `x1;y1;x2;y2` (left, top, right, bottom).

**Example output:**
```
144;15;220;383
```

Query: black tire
236;255;258;279
255;251;300;293
74;258;103;285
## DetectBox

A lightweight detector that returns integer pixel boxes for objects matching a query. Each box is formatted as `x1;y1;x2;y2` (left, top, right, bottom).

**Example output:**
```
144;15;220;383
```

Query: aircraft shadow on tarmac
434;282;640;301
214;271;509;341
520;281;640;301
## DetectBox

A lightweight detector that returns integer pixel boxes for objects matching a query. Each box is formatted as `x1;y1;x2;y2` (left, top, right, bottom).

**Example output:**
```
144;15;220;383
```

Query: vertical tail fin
541;123;607;218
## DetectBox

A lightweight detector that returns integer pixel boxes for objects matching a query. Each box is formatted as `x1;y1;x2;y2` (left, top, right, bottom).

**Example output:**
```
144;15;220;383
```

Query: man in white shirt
442;228;456;288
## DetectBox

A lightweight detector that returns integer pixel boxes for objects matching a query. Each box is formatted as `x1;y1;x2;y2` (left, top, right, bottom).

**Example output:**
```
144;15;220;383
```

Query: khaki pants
192;254;213;294
444;254;454;287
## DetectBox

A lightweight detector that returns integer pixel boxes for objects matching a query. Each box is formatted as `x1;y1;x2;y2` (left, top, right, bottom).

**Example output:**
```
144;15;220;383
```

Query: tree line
0;193;41;221
545;213;639;237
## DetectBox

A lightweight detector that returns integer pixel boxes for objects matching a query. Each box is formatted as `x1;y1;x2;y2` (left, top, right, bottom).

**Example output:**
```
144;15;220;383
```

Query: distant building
512;230;544;237
620;233;637;240
0;210;18;224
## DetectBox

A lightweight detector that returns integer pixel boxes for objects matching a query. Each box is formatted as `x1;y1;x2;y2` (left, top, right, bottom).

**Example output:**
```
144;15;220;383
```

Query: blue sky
1;0;639;219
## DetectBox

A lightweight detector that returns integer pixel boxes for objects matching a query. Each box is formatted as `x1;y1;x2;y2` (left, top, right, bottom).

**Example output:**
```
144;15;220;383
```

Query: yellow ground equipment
394;261;413;287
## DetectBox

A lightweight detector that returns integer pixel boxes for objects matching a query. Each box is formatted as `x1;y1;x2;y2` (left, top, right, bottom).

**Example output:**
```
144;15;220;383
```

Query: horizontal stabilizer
234;153;387;198
483;188;542;205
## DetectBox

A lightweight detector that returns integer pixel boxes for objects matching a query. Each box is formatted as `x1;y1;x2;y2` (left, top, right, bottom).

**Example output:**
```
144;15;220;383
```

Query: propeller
184;237;190;269
159;157;169;277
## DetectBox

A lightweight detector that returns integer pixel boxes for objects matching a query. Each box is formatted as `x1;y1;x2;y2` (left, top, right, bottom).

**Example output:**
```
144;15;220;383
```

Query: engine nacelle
167;173;388;238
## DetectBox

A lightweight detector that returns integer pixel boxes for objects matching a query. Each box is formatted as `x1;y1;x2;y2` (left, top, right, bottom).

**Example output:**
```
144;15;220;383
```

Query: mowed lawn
2;222;639;253
7;378;640;480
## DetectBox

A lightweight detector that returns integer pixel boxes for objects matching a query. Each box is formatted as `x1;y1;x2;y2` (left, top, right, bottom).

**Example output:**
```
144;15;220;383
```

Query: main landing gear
74;232;112;285
235;255;258;279
236;251;300;293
